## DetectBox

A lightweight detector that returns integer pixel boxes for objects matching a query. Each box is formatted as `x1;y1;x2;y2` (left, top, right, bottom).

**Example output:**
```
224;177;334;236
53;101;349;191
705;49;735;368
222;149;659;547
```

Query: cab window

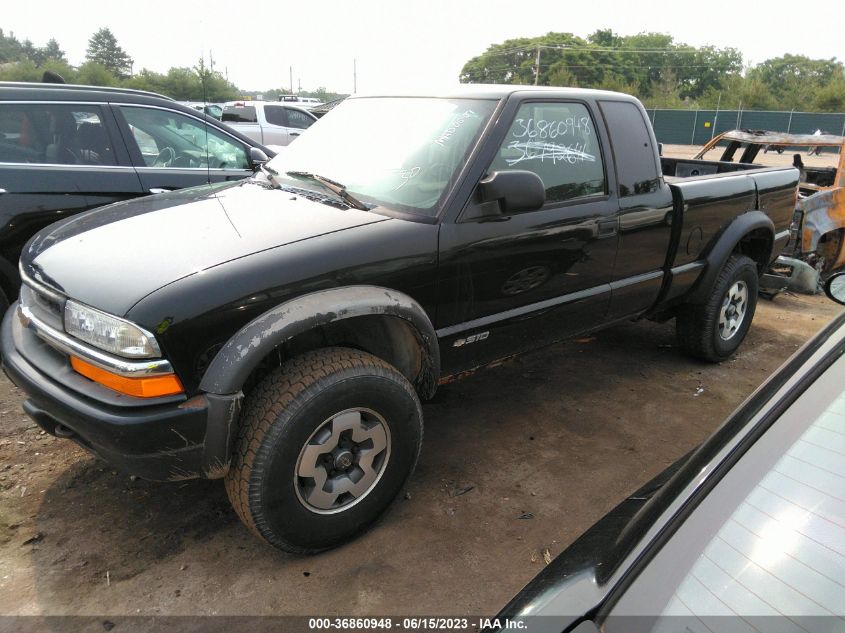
489;102;605;205
263;106;287;127
286;109;316;130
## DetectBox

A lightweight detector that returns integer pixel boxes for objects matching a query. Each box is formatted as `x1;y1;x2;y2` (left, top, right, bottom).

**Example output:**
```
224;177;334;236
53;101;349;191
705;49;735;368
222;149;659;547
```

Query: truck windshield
265;97;497;216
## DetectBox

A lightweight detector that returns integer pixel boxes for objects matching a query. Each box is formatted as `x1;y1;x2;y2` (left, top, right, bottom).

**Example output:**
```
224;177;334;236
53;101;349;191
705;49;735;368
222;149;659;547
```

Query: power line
461;63;739;78
478;44;718;56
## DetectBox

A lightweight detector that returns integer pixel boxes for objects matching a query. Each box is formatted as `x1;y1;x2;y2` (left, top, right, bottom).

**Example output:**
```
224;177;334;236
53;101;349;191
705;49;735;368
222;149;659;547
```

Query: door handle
0;188;7;195
149;188;172;194
290;132;301;137
597;219;618;238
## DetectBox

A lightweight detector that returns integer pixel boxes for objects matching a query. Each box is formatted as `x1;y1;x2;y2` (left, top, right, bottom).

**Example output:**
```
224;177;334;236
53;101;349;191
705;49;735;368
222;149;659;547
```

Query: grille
19;283;64;331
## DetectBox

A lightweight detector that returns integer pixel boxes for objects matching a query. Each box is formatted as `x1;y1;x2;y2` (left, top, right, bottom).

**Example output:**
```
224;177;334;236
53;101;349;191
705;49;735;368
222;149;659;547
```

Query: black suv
0;82;273;311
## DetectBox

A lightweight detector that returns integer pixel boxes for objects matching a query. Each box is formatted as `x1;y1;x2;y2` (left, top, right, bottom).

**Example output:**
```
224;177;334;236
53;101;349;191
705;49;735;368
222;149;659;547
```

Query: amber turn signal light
70;357;184;398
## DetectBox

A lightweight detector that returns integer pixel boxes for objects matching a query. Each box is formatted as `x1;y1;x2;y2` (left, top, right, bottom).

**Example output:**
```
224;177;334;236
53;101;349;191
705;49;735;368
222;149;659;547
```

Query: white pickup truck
221;101;318;146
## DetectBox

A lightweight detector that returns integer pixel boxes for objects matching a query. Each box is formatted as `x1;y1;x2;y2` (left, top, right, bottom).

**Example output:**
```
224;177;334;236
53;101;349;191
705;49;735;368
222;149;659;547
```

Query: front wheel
225;347;423;553
676;254;759;362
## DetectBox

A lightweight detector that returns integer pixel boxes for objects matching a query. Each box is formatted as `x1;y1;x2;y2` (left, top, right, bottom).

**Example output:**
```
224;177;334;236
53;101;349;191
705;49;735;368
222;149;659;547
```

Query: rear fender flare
687;210;774;304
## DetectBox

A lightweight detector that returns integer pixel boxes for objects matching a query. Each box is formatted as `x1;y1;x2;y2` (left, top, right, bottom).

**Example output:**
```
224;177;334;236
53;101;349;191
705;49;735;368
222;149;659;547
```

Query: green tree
76;61;119;87
0;31;66;68
0;58;40;82
750;54;844;110
814;78;845;112
460;33;589;85
193;57;240;102
123;68;168;94
0;29;24;63
85;27;133;78
42;39;66;63
642;70;686;108
459;30;742;102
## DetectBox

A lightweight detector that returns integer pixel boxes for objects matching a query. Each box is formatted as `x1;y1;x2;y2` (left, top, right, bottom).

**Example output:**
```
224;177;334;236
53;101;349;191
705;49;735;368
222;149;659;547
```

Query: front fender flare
199;286;440;399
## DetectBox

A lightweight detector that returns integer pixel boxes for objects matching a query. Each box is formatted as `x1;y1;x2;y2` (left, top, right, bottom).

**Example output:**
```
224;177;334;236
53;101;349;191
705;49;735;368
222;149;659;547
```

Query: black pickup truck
0;86;797;553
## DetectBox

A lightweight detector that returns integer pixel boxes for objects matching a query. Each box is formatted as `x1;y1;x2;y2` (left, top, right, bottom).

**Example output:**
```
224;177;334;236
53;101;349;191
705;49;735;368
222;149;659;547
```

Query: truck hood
22;180;387;316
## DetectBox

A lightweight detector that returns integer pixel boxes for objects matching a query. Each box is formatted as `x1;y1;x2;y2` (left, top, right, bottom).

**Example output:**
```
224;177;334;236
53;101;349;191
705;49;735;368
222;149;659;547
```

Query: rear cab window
222;105;258;124
599;100;661;197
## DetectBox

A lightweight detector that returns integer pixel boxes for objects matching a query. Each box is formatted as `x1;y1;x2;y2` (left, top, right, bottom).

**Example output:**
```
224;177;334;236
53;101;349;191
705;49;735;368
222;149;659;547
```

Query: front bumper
1;304;240;481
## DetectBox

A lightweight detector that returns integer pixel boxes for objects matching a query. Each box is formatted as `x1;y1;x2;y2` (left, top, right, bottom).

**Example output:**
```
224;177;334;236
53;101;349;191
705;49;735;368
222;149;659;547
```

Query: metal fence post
787;109;795;133
691;109;699;145
711;93;721;141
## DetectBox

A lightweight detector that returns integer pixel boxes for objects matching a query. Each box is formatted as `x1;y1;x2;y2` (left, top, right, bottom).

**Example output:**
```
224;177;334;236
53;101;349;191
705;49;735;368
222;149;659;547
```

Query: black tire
676;254;759;362
0;287;8;316
225;347;423;553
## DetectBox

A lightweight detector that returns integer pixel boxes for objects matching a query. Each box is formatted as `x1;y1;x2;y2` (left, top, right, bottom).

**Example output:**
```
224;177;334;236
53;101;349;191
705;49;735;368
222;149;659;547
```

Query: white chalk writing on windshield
504;141;595;167
388;166;422;191
434;110;477;147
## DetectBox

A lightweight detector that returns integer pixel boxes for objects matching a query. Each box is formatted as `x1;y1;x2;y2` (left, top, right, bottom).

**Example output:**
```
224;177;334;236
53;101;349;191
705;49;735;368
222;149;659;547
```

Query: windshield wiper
258;163;282;189
286;171;369;211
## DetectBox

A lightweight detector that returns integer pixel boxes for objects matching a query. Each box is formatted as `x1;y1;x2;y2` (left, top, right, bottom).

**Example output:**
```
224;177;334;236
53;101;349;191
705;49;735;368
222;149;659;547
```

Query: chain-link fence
646;109;845;146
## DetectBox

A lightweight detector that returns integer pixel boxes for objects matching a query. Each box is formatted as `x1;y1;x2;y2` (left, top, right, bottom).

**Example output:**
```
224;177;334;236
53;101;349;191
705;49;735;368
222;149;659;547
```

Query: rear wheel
225;347;423;553
677;254;759;362
0;287;9;315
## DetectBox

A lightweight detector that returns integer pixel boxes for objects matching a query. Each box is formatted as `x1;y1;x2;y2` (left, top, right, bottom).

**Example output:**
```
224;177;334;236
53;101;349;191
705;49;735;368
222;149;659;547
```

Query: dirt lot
0;291;840;618
2;141;843;619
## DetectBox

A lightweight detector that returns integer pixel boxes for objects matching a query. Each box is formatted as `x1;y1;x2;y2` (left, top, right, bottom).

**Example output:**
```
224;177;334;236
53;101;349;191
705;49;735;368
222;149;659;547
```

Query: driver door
437;99;620;374
113;105;254;194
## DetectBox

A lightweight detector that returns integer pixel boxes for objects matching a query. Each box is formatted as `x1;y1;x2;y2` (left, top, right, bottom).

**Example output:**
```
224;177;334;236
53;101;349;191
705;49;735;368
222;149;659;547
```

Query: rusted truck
695;130;845;292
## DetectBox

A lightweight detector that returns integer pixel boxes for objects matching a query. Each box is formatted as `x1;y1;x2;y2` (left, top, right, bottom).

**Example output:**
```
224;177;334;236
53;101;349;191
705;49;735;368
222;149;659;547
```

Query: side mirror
477;170;545;214
825;272;845;305
249;147;270;166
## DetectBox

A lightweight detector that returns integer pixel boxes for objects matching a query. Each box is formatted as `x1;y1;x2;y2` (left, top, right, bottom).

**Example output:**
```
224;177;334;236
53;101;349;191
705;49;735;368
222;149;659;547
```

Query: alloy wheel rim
294;408;391;514
718;281;748;341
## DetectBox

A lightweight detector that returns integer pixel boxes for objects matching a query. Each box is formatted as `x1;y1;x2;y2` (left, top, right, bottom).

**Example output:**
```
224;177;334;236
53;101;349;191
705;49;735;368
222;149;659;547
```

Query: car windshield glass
265;97;497;216
606;351;845;628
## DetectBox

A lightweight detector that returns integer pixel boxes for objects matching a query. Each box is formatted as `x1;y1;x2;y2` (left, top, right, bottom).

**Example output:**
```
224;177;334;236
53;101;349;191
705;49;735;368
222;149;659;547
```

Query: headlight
64;300;161;359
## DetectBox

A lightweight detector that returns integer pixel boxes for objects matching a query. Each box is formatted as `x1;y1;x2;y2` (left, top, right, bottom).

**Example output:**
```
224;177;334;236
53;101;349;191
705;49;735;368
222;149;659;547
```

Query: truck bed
657;161;798;305
661;156;763;181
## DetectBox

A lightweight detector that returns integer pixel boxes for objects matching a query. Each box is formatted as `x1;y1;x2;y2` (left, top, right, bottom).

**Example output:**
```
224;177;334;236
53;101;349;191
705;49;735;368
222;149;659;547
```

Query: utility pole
353;58;357;94
290;66;293;94
534;46;541;86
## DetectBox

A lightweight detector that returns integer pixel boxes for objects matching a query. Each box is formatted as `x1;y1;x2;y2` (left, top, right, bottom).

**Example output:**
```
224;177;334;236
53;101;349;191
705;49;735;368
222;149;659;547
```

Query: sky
4;0;844;94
